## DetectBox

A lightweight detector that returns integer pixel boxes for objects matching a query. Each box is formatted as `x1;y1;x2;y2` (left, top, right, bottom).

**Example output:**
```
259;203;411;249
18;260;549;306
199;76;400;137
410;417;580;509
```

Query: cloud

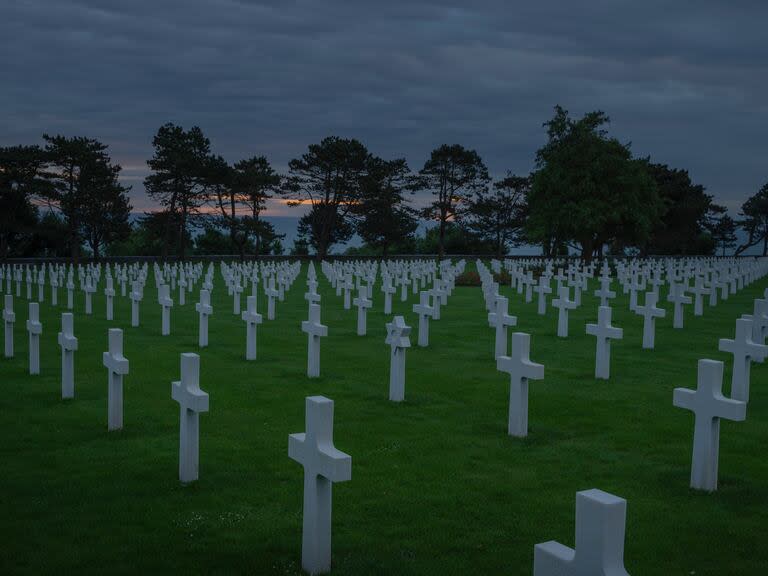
1;0;767;216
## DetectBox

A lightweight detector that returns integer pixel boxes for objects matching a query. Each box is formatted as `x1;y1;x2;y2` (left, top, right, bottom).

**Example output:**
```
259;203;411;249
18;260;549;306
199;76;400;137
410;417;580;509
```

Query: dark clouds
2;0;766;212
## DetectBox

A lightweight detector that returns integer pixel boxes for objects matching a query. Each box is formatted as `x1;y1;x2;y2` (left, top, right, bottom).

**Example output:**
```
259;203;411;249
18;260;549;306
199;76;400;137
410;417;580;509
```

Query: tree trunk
438;218;446;258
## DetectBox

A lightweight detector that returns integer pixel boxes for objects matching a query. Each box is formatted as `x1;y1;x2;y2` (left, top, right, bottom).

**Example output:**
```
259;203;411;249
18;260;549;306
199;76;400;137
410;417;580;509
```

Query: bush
454;271;481;286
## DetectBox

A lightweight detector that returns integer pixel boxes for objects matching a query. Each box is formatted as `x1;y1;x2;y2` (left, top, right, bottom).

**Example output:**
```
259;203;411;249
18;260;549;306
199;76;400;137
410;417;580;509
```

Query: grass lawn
1;262;767;575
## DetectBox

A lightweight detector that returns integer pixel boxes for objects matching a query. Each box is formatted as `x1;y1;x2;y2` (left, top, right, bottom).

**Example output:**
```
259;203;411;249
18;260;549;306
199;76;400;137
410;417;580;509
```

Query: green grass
1;263;767;575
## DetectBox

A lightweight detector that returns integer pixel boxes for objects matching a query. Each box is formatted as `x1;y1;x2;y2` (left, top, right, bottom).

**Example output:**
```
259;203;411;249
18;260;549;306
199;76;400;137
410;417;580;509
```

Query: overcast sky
2;0;766;216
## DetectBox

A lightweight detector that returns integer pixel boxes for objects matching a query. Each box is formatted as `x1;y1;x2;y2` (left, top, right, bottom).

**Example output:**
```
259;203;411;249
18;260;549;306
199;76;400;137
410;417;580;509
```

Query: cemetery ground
1;264;767;575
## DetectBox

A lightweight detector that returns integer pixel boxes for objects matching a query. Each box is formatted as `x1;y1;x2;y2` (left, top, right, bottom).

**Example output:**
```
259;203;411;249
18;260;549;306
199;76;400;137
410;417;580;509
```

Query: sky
2;0;767;219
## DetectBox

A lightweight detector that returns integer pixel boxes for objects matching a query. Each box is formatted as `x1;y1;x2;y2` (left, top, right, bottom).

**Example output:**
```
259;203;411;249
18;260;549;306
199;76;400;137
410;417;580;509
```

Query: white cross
534;489;630;576
689;278;710;316
265;278;279;320
84;278;96;315
302;303;328;378
195;289;213;347
673;359;746;491
129;281;142;327
385;316;411;402
352;287;372;336
586;306;623;379
158;284;173;336
171;353;209;484
104;275;115;320
26;301;42;374
178;275;187;306
552;286;576;338
634;291;665;349
57;312;78;399
232;281;243;315
718;317;767;402
381;276;396;315
667;282;691;329
242;295;263;360
3;294;15;358
488;295;517;359
103;328;129;431
497;332;544;437
288;396;351;575
305;283;321;317
412;291;435;347
594;277;616;308
535;276;552;316
342;276;354;310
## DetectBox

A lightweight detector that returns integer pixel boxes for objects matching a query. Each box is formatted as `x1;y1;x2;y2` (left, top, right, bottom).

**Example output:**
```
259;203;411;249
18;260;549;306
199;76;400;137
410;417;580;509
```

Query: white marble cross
689;278;710;316
288;396;352;575
594;277;616;308
178;275;187;306
534;489;630;576
305;283;321;317
635;291;665;349
130;281;142;327
195;289;213;347
84;278;96;315
718;318;767;402
302;303;328;378
26;302;42;374
586;306;623;379
242;295;263;360
673;359;746;491
535;276;552;315
552;285;576;338
386;316;411;402
497;332;544;437
105;275;115;320
103;328;129;431
66;278;74;309
265;278;279;320
488;295;517;359
352;286;372;336
381;275;396;314
51;274;58;306
172;353;209;484
58;312;78;399
3;294;15;358
667;282;691;329
232;282;243;315
342;276;353;310
158;284;173;336
412;291;435;347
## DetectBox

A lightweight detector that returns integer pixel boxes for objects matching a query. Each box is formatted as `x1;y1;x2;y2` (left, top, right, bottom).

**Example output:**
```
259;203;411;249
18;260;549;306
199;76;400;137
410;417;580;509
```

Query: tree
354;156;417;256
144;123;211;259
643;163;723;255
282;136;370;259
736;183;768;255
414;222;495;255
44;134;121;260
464;173;528;258
233;156;281;256
0;145;50;259
205;154;282;259
411;144;490;258
296;203;355;255
710;214;737;256
527;106;661;261
77;154;132;259
108;212;193;257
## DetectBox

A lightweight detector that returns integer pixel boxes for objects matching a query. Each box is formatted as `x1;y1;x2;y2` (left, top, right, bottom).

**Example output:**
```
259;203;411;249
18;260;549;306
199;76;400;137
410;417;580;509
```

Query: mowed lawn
1;262;767;575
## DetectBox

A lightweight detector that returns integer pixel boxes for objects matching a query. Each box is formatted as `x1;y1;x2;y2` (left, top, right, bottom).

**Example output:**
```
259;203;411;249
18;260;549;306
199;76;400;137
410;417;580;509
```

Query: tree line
1;106;765;261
